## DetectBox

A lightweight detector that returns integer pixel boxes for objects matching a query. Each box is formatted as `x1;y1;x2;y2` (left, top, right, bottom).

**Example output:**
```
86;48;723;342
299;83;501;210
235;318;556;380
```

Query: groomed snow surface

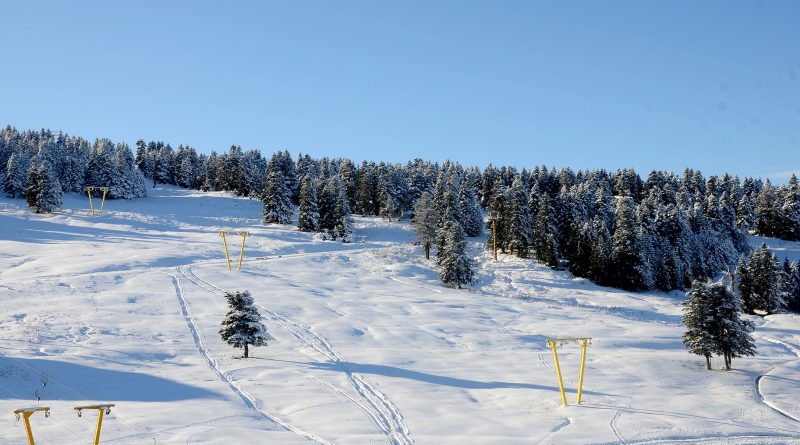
1;186;799;444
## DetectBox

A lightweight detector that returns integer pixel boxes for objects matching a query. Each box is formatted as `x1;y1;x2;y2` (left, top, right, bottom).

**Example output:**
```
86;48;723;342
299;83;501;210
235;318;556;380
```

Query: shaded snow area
2;185;800;444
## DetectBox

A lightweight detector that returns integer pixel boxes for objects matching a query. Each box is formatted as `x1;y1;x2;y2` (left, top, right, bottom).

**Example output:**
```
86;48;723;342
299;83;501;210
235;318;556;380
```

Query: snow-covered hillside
1;186;799;444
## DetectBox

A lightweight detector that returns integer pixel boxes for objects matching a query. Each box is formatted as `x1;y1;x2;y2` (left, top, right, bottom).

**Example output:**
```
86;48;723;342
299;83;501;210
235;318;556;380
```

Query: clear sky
1;1;798;181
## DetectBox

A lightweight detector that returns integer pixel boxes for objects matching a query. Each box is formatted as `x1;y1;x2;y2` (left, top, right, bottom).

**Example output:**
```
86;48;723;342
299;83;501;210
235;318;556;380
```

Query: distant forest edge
2;125;800;294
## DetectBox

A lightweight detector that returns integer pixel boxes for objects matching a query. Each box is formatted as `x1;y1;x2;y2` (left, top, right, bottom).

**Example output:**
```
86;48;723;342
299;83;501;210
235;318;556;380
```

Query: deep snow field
1;186;799;445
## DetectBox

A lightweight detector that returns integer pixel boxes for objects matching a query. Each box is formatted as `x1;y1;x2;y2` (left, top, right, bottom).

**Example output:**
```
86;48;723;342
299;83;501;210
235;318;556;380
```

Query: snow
2;185;800;444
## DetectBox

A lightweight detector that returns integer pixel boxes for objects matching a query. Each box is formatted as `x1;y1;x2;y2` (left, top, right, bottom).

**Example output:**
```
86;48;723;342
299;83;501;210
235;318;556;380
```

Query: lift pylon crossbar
13;407;50;445
86;186;109;215
74;404;115;445
545;337;592;406
219;231;249;271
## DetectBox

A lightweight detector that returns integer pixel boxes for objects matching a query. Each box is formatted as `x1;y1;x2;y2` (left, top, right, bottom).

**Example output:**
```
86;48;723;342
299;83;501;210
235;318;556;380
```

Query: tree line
3;125;799;295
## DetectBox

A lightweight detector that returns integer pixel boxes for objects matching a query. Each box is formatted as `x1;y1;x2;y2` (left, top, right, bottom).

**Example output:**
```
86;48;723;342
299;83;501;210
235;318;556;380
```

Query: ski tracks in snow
177;265;414;445
168;270;334;445
753;332;800;424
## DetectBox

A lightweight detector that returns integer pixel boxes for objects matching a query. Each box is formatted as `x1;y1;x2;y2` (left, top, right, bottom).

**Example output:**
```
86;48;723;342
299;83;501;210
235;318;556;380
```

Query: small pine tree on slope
219;290;274;358
437;220;475;289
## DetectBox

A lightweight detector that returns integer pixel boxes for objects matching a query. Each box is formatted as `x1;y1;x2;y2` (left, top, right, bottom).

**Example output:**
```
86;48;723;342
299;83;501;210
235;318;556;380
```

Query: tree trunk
704;354;711;370
424;242;430;260
725;352;731;370
244;343;249;358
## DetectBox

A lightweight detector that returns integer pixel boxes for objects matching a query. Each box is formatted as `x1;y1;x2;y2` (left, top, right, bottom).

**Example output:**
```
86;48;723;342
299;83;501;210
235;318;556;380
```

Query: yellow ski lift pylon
13;406;50;445
545;337;592;406
86;186;109;215
220;231;249;271
74;404;115;445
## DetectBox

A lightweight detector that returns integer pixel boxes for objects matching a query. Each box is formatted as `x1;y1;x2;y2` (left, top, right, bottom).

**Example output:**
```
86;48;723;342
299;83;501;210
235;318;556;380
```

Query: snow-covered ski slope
1;186;799;444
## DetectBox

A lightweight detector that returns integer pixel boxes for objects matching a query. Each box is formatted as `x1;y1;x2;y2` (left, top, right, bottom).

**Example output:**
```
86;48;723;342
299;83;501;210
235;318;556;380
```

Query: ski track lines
177;265;414;445
753;333;800;424
169;270;334;445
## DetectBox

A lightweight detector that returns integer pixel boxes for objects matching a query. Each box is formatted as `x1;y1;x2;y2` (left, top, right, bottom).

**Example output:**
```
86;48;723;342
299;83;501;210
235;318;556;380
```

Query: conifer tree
739;244;785;315
332;177;353;241
754;180;781;238
437;220;475;289
319;176;338;234
683;280;756;370
25;162;63;213
506;176;532;257
412;191;439;259
297;177;320;232
219;290;273;358
532;194;559;266
4;151;30;198
786;261;800;313
610;197;646;290
262;166;293;224
459;184;483;237
60;156;85;193
713;282;756;370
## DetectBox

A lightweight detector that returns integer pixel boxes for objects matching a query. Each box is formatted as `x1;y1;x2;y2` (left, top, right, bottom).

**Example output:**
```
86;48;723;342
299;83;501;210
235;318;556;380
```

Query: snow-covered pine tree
736;195;755;231
134;139;150;177
356;161;379;216
339;158;358;209
610;197;646;290
262;164;293;224
318;176;338;234
412;191;439;259
332;177;353;241
25;161;63;213
85;139;116;192
178;156;196;189
682;280;720;370
458;183;483;237
4;150;30;198
506;176;532;258
297;177;320;232
754;180;781;238
60;155;85;193
218;290;274;358
532;194;559;267
740;244;785;315
239;149;265;197
707;280;756;370
786;260;800;313
155;144;177;185
436;219;474;289
781;174;800;241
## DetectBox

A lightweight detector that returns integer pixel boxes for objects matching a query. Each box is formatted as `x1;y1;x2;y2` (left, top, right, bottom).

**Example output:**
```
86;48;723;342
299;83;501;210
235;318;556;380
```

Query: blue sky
1;1;798;181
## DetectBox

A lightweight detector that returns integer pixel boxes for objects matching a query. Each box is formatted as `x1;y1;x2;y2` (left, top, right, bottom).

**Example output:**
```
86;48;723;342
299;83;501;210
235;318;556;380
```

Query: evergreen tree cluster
1;126;147;212
743;175;800;241
7;124;795;295
682;280;756;370
736;243;795;315
482;166;753;291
